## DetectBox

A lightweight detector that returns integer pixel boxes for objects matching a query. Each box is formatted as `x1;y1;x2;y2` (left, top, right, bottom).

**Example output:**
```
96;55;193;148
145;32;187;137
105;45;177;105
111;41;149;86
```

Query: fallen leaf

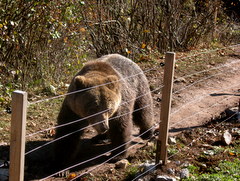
141;43;146;49
229;152;235;156
67;173;76;180
80;27;86;32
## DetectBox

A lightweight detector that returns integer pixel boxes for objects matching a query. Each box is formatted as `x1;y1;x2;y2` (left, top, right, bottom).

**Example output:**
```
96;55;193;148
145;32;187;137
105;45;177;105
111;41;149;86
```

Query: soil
0;45;240;180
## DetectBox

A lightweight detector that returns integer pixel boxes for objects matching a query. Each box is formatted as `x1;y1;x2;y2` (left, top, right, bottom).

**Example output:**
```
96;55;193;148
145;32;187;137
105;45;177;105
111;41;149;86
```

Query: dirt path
168;51;240;135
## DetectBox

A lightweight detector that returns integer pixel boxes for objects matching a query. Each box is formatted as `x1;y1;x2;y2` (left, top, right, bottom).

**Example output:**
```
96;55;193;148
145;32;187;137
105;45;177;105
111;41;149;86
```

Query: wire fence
132;111;238;181
29;81;240;179
6;43;240;180
40;123;159;180
26;85;163;138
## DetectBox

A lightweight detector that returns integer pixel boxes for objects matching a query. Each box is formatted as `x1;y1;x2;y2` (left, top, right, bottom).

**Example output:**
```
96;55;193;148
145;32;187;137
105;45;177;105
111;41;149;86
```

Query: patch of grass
187;164;199;173
124;166;140;180
184;159;240;181
168;146;178;157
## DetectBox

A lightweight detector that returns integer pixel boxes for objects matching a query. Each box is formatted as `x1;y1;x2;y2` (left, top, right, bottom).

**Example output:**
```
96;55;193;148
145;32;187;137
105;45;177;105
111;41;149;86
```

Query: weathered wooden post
156;52;175;165
9;90;27;181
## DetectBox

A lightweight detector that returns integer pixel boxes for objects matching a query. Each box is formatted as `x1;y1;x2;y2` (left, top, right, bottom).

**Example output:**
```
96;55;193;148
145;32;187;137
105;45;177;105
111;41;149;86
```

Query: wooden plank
9;90;27;181
156;52;175;165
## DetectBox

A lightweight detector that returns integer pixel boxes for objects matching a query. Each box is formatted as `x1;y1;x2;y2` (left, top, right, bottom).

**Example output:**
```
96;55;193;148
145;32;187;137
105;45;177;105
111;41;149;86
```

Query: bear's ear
105;75;119;91
74;76;86;89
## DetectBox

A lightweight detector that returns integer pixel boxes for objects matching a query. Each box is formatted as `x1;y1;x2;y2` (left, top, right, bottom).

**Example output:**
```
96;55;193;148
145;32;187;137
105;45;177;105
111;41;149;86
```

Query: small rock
203;150;215;156
167;168;175;175
156;175;176;181
221;130;232;145
174;77;187;83
115;159;129;169
201;144;215;149
225;107;238;117
181;162;190;168
147;142;155;147
180;168;189;179
175;160;181;165
206;129;217;136
139;161;155;172
168;137;177;145
44;85;57;95
231;128;240;136
65;84;70;88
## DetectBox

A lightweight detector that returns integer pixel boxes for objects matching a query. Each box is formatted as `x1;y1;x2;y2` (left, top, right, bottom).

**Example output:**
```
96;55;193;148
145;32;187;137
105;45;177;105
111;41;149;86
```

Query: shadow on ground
23;138;116;180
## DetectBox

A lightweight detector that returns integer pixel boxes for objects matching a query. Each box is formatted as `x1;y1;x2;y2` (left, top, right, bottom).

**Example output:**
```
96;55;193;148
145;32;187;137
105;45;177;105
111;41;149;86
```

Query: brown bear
54;54;154;168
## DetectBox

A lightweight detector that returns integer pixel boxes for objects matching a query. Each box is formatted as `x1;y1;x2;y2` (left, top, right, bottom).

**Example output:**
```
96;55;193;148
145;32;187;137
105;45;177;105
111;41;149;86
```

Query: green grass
184;159;240;181
124;166;140;180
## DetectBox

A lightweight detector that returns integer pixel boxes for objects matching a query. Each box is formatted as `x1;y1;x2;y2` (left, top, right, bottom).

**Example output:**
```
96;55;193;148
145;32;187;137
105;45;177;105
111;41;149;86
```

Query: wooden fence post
9;90;27;181
156;52;175;165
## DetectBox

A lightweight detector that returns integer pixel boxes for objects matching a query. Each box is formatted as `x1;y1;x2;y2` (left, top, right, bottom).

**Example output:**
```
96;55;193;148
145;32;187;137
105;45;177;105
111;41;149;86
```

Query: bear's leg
109;114;133;161
133;93;154;139
54;125;82;168
53;104;87;169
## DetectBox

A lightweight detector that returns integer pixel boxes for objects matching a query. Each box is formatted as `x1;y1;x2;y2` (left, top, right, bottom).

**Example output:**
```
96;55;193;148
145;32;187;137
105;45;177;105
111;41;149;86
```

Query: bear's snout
97;122;109;134
91;113;109;134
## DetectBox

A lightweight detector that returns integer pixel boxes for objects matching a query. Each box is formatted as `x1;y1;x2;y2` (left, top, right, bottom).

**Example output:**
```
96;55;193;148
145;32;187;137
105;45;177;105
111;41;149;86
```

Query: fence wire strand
174;59;240;83
176;43;240;62
171;93;236;129
171;82;240;116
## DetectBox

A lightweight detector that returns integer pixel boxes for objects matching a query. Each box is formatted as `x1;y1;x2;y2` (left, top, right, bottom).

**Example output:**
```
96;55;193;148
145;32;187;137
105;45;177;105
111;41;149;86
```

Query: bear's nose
98;122;109;134
92;113;109;134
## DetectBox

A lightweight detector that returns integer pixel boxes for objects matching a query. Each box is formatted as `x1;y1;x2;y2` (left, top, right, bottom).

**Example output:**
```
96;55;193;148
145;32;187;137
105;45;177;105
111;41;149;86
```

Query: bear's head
70;75;121;134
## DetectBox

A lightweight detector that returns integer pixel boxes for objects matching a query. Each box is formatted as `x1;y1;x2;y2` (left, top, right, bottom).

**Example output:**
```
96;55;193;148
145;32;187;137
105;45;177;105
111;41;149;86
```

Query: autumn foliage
0;0;239;91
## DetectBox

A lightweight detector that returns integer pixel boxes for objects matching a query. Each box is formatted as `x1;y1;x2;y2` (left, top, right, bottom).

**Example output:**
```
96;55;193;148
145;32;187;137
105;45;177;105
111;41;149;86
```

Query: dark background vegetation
0;0;240;106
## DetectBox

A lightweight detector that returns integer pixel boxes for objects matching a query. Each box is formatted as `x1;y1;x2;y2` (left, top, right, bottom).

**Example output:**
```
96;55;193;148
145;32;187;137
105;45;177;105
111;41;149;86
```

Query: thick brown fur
54;54;154;168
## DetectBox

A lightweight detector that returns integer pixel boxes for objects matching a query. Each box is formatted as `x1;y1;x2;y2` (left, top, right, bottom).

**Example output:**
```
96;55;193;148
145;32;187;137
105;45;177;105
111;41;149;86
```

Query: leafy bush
0;0;238;97
81;0;237;57
0;0;88;91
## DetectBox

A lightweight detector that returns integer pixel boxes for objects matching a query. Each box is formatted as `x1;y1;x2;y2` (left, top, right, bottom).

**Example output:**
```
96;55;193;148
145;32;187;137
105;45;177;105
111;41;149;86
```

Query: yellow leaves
64;37;68;43
143;29;150;33
0;24;3;29
141;43;146;49
127;50;131;54
67;173;76;180
229;151;236;156
125;48;131;54
79;27;86;32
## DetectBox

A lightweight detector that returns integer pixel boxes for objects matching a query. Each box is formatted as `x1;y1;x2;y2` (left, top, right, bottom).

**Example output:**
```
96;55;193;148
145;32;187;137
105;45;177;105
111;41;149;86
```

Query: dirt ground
0;46;240;180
